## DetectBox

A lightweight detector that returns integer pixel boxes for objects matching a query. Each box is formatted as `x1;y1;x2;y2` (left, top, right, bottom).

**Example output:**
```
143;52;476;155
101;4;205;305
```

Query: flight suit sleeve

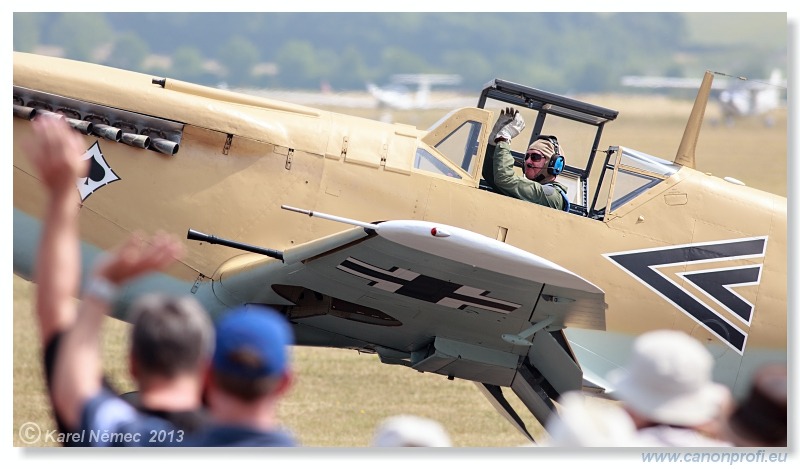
481;144;496;187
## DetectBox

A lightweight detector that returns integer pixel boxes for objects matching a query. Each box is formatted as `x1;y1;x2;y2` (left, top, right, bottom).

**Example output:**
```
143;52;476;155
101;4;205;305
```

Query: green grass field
12;94;787;447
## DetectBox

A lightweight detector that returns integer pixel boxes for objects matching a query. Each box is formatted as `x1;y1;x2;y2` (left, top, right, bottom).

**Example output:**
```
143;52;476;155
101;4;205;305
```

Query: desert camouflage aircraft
13;52;786;442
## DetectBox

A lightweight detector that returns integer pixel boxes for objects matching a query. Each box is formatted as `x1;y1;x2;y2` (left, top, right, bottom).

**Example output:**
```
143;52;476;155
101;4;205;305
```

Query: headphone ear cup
548;154;564;176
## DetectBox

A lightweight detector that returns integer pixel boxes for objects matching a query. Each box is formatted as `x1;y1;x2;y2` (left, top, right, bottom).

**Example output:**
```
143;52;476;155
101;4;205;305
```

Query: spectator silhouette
544;391;640;447
185;306;298;446
607;330;732;447
722;364;787;446
371;415;452;447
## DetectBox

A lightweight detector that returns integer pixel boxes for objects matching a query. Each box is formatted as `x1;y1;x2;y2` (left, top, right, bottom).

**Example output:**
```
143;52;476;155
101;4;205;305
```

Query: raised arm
23;116;88;347
482;107;516;185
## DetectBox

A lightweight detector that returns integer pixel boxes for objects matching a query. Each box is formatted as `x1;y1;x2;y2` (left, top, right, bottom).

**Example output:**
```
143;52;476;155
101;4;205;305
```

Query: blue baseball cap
212;306;294;379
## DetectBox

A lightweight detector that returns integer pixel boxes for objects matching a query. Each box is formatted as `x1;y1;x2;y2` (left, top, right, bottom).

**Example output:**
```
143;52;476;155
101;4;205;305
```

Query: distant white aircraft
621;69;787;126
367;74;463;110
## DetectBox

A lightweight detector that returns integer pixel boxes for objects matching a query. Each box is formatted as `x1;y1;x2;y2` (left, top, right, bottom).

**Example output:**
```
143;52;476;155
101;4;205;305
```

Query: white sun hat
607;330;729;427
371;415;452;447
545;391;640;447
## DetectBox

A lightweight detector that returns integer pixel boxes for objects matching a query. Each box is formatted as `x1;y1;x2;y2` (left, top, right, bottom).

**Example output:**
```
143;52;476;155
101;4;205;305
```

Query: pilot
482;107;569;211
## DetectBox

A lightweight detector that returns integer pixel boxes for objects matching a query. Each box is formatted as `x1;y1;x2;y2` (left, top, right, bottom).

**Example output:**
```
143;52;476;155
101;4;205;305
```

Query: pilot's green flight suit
483;141;568;211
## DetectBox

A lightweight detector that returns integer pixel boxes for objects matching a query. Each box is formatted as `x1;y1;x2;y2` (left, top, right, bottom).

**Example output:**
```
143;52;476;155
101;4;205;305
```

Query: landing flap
528;331;583;395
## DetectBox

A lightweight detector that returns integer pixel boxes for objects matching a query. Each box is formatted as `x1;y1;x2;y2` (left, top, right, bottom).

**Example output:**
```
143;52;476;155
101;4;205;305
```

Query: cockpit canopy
419;78;682;220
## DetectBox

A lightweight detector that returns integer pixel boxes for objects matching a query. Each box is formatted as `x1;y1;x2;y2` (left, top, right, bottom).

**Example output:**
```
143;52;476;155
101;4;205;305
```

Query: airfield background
13;13;786;93
12;12;787;447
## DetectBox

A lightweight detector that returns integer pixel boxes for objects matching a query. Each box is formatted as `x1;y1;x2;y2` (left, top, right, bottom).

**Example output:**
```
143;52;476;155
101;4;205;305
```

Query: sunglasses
525;152;545;162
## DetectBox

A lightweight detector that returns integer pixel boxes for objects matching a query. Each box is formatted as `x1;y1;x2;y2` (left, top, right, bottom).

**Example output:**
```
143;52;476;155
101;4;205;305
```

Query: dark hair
727;364;787;446
212;362;282;402
129;294;214;379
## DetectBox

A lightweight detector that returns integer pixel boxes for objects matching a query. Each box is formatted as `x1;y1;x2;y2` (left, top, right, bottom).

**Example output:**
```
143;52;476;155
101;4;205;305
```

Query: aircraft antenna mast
675;70;714;169
281;205;379;230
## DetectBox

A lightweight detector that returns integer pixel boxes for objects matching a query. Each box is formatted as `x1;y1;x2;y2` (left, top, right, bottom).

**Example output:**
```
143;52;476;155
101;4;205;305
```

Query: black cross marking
337;257;520;314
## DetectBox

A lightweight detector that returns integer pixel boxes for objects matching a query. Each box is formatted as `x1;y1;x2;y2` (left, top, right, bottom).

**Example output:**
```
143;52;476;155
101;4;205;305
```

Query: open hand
92;231;185;286
22;115;89;196
490;106;516;138
495;109;525;141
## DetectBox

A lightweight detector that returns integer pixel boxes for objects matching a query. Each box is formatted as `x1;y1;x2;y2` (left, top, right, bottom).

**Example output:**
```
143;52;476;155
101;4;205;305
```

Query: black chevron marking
683;266;761;324
606;238;766;353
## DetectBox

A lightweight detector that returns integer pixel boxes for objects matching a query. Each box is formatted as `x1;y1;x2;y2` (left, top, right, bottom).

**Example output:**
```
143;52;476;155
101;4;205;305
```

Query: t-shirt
183;424;298;447
120;391;209;434
44;332;85;446
80;388;187;447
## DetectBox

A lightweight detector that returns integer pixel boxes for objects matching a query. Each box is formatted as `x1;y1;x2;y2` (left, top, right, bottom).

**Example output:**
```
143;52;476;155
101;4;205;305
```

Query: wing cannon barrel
187;229;284;261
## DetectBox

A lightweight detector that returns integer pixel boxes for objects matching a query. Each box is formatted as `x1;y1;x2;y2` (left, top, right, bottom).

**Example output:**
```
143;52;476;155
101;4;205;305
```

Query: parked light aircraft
621;69;787;127
13;53;786;442
366;73;463;110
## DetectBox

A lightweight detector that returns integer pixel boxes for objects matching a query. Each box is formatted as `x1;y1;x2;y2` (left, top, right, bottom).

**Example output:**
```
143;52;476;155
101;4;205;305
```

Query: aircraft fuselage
13;53;785;404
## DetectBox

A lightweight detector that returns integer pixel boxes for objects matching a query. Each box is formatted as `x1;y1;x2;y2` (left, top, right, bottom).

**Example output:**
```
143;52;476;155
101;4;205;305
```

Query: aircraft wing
210;218;605;438
217;219;605;350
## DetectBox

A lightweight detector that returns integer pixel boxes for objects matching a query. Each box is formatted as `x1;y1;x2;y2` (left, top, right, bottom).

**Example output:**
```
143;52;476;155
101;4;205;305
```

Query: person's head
371;415;452;447
208;305;294;403
128;294;214;387
607;330;729;429
524;137;563;183
723;364;787;446
545;391;639;447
